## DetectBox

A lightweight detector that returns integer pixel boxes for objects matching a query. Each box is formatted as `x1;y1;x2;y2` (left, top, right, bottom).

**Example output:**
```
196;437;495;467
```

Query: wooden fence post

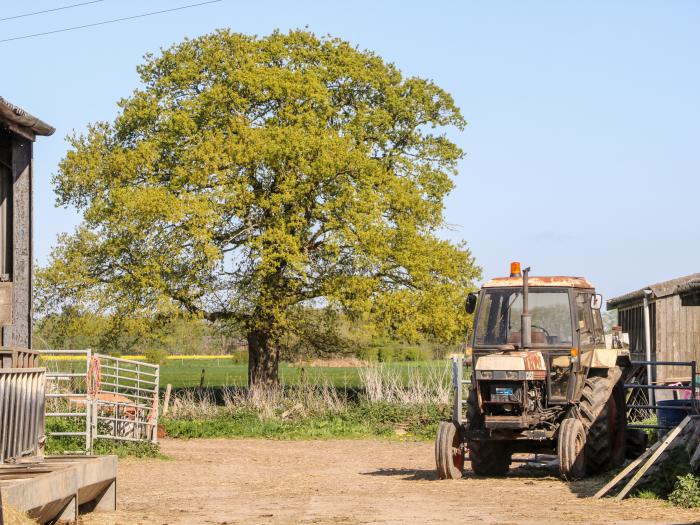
162;383;172;416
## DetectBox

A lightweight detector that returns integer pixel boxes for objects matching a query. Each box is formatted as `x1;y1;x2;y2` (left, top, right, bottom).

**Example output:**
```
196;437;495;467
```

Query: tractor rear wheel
558;417;586;479
435;421;464;479
579;374;627;475
468;439;511;476
609;380;628;467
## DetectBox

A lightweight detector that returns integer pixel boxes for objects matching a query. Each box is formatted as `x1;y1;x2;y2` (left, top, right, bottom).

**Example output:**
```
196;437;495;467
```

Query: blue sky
2;0;698;302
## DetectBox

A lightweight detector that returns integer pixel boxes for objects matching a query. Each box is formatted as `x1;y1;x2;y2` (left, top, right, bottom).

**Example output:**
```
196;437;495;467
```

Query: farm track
81;439;699;525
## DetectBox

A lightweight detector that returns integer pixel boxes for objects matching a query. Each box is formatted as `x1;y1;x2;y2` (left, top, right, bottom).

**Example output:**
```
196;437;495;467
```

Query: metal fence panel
42;349;92;453
41;350;160;451
625;359;698;430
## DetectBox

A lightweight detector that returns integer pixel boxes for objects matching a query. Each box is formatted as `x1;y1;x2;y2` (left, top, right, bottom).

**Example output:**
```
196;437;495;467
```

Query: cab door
571;291;598;399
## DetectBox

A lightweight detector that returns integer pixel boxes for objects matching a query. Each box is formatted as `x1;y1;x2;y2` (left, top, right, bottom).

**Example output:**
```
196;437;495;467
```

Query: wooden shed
607;273;700;383
0;96;54;348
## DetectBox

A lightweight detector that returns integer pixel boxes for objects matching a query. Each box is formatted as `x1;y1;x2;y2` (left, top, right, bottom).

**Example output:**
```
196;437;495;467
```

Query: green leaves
39;29;480;363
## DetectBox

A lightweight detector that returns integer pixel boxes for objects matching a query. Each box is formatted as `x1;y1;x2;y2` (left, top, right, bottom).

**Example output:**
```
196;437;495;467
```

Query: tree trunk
247;330;279;388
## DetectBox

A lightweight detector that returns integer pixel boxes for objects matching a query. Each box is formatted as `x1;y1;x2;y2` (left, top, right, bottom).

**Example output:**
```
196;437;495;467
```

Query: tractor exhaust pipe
521;266;532;349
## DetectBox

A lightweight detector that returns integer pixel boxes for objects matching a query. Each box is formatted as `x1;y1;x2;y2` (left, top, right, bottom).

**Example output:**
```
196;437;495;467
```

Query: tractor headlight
477;370;493;380
505;370;520;380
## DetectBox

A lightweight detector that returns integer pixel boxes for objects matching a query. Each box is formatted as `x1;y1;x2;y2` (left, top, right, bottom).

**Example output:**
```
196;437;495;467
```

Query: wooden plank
673;295;681;379
615;416;692;500
594;438;663;498
693;303;700;372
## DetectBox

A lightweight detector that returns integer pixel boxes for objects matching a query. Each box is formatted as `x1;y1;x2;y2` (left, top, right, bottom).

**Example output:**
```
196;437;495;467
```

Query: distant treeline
34;310;461;363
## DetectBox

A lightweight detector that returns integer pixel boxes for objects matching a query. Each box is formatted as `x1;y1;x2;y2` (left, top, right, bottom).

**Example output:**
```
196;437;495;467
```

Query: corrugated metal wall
0;368;45;462
618;302;656;359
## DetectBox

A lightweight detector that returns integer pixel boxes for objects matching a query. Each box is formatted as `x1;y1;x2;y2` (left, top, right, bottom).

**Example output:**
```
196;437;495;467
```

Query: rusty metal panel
0;368;45;463
0;282;11;326
483;276;595;289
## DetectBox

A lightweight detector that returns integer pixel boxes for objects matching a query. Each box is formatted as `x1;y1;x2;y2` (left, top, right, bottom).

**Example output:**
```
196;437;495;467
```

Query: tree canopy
37;29;480;385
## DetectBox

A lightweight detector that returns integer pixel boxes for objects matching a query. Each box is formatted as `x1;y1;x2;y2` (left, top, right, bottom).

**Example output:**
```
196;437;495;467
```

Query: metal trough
0;455;117;523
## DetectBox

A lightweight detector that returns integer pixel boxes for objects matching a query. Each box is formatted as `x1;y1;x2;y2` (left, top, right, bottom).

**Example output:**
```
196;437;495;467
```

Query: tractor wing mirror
590;294;603;310
465;292;477;314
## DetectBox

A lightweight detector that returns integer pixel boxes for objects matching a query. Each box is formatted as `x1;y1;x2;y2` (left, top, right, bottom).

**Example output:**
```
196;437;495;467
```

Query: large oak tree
38;30;480;386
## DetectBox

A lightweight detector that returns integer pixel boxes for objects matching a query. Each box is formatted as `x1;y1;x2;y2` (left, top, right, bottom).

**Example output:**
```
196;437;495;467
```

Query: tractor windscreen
475;289;573;347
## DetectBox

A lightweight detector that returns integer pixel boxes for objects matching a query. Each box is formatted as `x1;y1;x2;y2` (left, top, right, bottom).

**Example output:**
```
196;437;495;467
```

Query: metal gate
42;351;160;452
625;359;698;431
43;349;93;452
90;354;160;443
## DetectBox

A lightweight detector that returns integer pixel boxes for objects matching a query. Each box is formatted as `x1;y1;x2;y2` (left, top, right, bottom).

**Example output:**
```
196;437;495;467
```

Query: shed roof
0;97;54;140
483;276;594;289
607;272;700;309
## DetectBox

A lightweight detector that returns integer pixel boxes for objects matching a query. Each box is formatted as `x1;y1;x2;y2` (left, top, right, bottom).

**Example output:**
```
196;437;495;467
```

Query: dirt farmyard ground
82;439;700;525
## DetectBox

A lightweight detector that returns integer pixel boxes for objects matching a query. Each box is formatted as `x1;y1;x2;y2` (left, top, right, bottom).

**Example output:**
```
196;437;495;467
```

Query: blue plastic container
657;399;693;433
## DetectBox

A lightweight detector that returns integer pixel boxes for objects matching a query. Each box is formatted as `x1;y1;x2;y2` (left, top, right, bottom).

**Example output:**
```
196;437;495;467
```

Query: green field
160;358;451;388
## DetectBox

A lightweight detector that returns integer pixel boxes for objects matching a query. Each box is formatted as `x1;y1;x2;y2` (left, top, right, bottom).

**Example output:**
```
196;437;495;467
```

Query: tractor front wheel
435;421;464;479
558;417;586;480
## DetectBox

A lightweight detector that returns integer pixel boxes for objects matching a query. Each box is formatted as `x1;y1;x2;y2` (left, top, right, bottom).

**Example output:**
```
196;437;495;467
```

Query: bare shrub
169;381;346;421
358;364;451;405
168;389;219;419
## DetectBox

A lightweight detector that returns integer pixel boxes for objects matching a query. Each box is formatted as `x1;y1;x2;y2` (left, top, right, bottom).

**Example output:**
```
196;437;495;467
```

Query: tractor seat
507;330;546;344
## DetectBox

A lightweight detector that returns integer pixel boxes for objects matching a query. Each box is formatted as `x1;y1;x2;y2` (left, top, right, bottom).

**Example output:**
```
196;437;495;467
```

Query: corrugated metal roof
0;97;54;138
483;276;594;289
607;272;700;309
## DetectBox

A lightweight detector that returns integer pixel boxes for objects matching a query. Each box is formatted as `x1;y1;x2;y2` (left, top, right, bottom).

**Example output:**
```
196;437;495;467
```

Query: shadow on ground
360;460;610;500
361;468;437;481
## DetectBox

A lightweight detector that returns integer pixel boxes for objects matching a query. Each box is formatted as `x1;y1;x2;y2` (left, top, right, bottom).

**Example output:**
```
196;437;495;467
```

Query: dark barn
0;97;54;349
608;273;700;384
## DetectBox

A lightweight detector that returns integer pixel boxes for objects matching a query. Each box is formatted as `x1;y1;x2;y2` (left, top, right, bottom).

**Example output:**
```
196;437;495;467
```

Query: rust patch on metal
505;351;546;371
482;276;595;289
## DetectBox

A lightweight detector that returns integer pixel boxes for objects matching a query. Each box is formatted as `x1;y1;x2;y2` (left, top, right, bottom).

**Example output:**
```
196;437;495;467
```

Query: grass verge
162;401;445;441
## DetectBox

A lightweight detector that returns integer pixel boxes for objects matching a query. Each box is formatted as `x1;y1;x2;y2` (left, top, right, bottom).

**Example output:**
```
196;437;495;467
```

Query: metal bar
86;348;92;453
49;432;87;437
94;353;159;368
93;434;150;442
46;412;87;418
39;350;90;355
95;416;152;426
692;361;698;415
46;393;88;398
628;404;692;411
97;386;156;401
98;373;157;387
642;292;654;407
628;424;673;429
98;366;158;379
93;399;153;411
630;360;696;367
97;379;157;393
624;384;696;390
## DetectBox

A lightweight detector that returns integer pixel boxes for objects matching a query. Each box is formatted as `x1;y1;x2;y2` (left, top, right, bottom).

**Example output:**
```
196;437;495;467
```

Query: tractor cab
469;262;606;405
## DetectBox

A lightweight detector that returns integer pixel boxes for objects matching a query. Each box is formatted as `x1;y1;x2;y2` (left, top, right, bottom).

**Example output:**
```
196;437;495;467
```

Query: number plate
495;387;514;396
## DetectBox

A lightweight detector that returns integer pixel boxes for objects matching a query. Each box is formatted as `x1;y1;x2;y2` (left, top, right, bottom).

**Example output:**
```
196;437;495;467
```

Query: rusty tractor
436;263;638;479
